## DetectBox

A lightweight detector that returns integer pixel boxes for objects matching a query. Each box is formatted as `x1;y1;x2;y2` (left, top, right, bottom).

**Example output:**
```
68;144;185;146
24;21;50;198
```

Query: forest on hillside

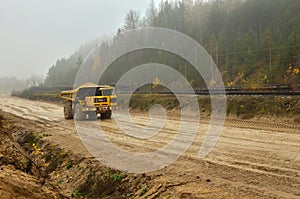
43;0;300;89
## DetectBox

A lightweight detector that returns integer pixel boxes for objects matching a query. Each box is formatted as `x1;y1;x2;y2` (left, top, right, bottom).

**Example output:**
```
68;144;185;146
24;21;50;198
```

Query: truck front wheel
101;110;112;119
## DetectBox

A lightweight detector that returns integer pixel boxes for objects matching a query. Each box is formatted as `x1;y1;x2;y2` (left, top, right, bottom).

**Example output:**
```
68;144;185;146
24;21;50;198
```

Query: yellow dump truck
60;83;117;120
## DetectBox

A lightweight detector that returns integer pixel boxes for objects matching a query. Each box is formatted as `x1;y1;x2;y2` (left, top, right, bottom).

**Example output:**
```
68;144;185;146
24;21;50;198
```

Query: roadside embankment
119;94;300;122
0;111;150;198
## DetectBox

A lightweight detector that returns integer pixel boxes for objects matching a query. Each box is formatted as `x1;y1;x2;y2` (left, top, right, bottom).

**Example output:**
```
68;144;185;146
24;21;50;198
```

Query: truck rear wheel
101;110;112;119
74;103;85;120
64;101;73;119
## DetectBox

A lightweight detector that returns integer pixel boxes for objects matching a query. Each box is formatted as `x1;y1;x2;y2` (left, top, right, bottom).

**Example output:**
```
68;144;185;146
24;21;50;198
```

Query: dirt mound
0;117;63;198
0;165;64;199
0;112;151;198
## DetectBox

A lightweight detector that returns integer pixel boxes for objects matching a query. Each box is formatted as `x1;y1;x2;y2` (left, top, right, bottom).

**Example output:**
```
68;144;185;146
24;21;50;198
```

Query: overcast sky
0;0;160;79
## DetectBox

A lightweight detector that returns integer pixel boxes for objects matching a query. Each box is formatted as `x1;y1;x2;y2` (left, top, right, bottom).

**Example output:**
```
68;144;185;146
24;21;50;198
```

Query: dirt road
0;96;299;198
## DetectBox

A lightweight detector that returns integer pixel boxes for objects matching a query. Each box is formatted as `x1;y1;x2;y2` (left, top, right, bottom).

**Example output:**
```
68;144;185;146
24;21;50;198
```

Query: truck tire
101;110;112;119
74;103;85;120
64;101;73;119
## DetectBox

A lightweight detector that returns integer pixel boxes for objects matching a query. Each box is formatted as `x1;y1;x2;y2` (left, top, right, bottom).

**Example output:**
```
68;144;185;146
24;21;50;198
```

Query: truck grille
94;97;107;103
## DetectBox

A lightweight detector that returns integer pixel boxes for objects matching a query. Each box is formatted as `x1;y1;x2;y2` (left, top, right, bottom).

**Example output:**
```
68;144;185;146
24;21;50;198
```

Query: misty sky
0;0;159;79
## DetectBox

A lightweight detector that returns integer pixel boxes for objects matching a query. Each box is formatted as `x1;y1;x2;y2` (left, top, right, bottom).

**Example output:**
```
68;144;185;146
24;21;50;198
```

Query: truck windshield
76;87;114;99
102;89;114;96
77;87;101;99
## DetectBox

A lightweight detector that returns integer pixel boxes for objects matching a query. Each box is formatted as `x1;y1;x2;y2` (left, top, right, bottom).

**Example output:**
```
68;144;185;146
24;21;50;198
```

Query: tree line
44;0;300;89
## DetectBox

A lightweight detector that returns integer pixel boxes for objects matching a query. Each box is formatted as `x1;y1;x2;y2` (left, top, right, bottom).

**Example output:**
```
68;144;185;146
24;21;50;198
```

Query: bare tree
145;0;157;26
124;9;141;30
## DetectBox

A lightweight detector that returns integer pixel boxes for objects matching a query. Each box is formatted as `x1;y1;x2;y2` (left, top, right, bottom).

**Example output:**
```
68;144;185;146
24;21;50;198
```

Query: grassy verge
11;87;70;103
119;94;300;121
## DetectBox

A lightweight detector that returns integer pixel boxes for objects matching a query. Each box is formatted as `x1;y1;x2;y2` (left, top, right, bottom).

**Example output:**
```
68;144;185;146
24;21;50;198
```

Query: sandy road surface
0;96;299;198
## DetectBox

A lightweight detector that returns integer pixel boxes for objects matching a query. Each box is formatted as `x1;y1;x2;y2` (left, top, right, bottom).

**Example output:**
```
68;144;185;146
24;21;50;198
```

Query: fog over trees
43;0;300;88
0;75;43;94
